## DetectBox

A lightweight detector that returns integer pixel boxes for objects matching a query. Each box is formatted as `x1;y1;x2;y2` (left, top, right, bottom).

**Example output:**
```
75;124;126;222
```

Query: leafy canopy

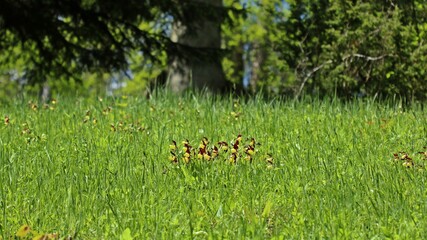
0;0;237;84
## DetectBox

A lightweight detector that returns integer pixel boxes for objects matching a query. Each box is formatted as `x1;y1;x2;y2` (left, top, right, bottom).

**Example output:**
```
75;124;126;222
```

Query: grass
0;92;427;239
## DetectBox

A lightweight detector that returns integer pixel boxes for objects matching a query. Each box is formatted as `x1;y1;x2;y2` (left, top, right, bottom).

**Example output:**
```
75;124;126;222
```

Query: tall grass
0;92;426;239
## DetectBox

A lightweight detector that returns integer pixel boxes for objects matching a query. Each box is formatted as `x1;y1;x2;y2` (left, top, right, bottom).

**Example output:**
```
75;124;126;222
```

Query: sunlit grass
0;92;426;239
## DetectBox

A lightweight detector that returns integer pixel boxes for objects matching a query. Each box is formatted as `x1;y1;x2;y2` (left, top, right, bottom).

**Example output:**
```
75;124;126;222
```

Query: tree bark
39;82;51;103
231;42;245;90
249;41;266;93
167;0;229;93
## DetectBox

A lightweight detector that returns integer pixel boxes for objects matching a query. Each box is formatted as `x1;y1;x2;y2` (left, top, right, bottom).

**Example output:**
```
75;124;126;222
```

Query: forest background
1;0;426;101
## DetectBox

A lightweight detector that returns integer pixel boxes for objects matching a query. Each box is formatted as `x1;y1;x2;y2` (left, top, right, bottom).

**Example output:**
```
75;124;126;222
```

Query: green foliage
0;0;169;80
1;1;426;99
223;0;292;92
275;0;427;100
1;93;427;238
0;0;236;88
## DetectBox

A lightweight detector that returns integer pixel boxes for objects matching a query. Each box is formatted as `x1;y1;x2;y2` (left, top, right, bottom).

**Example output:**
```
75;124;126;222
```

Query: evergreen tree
0;0;237;93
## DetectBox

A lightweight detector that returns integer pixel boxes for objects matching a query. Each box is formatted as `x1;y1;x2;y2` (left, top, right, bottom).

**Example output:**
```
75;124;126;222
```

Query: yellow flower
249;138;256;147
247;149;255;156
169;140;177;151
218;141;228;152
31;104;38;111
169;155;177;162
169;151;178;163
16;225;31;238
229;153;237;164
403;161;414;168
266;154;274;165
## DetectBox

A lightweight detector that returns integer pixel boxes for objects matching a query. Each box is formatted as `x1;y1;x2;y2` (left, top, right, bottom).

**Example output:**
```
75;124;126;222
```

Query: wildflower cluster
230;99;242;121
20;122;47;144
392;147;427;169
82;106;113;124
109;121;145;133
27;99;57;111
169;135;273;166
81;100;146;134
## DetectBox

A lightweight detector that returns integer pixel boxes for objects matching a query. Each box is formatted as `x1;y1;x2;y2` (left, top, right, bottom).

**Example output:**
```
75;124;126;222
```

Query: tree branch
342;53;390;62
295;60;332;99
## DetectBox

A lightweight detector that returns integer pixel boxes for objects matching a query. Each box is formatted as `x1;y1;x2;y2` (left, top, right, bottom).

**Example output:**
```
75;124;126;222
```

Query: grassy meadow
1;92;427;239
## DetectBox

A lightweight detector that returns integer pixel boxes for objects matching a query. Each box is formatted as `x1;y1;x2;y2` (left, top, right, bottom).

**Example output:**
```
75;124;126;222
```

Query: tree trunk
39;82;51;103
231;42;245;91
249;41;266;93
167;0;228;93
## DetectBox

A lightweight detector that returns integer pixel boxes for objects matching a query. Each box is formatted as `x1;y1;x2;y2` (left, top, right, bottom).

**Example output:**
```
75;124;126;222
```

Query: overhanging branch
295;60;332;99
343;53;390;62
